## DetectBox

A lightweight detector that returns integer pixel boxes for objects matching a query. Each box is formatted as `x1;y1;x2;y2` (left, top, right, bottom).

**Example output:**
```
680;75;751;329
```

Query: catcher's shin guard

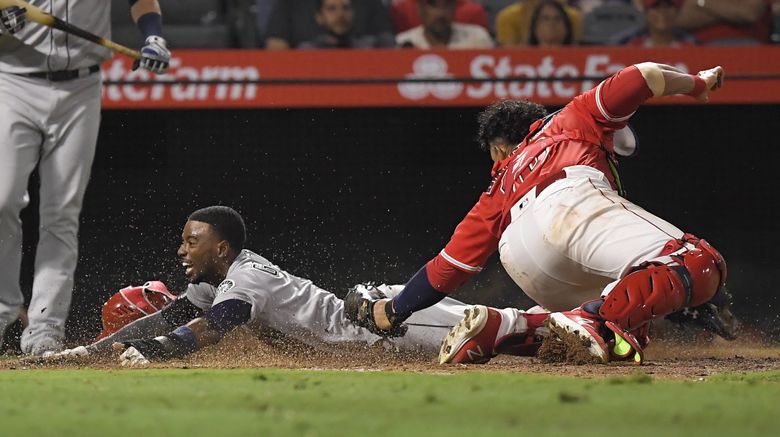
600;234;727;331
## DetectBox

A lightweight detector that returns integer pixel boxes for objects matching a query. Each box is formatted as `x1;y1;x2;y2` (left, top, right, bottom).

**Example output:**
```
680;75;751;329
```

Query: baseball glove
344;284;408;338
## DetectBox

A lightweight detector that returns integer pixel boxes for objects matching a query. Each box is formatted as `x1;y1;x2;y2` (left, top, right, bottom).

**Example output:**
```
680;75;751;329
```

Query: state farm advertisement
101;46;780;109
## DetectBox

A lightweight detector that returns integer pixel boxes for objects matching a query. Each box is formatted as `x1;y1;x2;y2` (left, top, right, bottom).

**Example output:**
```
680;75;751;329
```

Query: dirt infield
5;327;780;380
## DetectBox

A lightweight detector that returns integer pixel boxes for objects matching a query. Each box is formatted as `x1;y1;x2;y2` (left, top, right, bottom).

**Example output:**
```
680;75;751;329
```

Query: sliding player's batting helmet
95;281;177;340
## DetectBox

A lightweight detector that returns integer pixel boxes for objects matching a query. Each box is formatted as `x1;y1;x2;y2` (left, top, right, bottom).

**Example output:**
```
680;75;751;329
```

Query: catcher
346;61;737;365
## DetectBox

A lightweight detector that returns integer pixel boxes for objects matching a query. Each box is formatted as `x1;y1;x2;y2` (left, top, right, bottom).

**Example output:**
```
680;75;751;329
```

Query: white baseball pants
0;71;101;354
498;165;685;312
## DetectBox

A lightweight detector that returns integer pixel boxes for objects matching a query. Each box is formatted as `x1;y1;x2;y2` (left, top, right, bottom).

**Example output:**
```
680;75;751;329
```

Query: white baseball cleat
547;309;609;364
439;305;501;364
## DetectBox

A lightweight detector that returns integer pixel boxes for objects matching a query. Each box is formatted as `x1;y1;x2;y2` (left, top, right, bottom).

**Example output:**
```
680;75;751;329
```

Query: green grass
2;369;779;436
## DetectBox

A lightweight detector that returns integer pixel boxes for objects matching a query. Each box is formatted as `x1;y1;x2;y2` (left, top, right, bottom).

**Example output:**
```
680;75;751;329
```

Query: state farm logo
399;54;689;101
397;54;463;100
102;57;259;102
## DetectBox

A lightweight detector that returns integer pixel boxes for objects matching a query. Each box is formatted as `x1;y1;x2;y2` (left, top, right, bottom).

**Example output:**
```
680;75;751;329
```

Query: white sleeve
212;270;272;317
88;312;172;352
183;282;217;310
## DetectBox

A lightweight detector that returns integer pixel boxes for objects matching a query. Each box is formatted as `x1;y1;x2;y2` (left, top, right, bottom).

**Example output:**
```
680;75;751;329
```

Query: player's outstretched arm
30;296;204;363
114;299;252;367
90;312;172;352
92;296;204;352
636;63;724;102
24;312;173;363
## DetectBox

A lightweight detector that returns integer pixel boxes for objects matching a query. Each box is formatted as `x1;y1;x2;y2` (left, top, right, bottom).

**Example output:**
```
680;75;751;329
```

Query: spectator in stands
528;0;576;46
300;0;397;48
390;0;489;33
265;0;394;49
255;0;277;47
675;0;771;45
396;0;494;47
496;0;581;46
612;0;697;47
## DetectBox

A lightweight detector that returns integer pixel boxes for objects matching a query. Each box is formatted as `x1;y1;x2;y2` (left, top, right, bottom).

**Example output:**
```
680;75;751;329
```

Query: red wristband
686;75;707;97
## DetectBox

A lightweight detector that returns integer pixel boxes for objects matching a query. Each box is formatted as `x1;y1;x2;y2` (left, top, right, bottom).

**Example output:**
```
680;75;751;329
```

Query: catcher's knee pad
600;234;727;331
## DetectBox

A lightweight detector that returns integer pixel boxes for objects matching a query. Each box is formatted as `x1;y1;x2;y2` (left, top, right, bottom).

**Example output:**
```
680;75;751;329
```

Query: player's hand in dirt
117;345;150;367
694;66;724;103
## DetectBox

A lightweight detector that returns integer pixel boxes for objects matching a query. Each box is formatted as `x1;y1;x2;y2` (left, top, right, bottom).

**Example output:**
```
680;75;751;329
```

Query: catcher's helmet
96;281;177;340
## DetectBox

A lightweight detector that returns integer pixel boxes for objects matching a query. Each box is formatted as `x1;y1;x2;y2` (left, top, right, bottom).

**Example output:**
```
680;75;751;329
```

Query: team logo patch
216;279;235;295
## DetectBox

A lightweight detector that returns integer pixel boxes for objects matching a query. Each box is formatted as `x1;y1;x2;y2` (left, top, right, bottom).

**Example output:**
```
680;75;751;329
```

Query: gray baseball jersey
0;0;110;355
0;0;111;73
183;250;469;352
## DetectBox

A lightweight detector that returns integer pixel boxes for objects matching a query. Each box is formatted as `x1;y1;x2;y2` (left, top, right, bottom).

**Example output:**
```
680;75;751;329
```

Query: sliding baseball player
47;206;480;366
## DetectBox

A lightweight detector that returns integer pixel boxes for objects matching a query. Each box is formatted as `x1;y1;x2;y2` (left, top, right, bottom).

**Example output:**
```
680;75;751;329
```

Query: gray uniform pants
0;71;101;354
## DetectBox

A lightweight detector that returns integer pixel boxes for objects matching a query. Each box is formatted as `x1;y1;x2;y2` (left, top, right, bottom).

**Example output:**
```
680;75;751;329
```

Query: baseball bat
0;0;140;59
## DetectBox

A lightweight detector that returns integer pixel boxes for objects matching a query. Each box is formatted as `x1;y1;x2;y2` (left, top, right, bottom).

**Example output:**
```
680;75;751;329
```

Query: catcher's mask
95;281;177;340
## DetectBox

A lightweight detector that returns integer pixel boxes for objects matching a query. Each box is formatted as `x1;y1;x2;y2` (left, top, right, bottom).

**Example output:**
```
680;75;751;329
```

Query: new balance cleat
439;305;501;364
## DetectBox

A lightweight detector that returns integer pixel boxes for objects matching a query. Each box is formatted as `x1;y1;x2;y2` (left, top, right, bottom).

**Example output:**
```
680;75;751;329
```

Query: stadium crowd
110;0;779;49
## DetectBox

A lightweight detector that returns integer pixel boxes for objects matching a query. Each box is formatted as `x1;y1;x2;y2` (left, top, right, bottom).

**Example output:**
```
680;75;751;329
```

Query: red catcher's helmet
95;281;177;340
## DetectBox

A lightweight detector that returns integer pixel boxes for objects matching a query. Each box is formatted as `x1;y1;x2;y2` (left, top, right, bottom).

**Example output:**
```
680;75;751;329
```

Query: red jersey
426;66;654;292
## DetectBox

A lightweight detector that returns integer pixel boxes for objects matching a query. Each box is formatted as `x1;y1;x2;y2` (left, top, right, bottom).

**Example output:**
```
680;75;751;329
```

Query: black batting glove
120;337;177;360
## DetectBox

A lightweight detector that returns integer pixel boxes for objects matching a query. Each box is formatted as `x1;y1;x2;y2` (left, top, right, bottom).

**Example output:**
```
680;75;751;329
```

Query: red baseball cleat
439;305;501;364
547;308;610;364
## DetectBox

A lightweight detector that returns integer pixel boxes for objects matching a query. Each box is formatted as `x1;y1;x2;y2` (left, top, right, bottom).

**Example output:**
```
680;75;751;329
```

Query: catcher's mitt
344;284;408;338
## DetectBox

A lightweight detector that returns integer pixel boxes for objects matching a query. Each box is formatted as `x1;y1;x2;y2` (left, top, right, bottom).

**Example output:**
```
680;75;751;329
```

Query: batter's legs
0;78;43;345
21;78;101;355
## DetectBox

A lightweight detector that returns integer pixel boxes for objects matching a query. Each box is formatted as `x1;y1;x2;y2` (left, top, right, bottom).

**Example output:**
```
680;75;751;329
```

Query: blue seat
110;0;235;49
581;1;644;45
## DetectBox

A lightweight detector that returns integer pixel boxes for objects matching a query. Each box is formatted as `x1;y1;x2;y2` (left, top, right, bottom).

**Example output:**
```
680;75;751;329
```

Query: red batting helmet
95;281;177;340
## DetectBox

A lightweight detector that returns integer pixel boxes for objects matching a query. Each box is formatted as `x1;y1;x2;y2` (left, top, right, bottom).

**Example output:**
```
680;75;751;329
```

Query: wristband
391;265;448;320
137;12;162;39
686;75;706;97
168;325;199;357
